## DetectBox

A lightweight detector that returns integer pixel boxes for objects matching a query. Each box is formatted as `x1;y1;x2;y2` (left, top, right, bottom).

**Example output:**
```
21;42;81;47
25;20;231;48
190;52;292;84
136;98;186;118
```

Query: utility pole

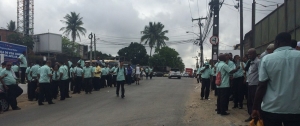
240;0;244;59
251;0;256;48
88;33;93;65
94;34;96;60
192;17;207;67
211;0;220;63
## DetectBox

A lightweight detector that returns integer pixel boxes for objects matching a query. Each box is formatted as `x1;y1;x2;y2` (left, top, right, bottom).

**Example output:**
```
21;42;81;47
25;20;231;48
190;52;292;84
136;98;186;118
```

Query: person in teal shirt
26;62;35;101
18;51;27;83
51;65;60;99
77;59;85;68
216;54;240;115
252;32;300;125
200;63;212;100
82;63;93;94
68;59;73;68
37;60;54;105
232;55;246;109
111;65;117;87
59;62;69;100
12;63;19;78
101;65;108;88
114;61;126;98
0;62;22;110
149;67;153;79
73;64;83;94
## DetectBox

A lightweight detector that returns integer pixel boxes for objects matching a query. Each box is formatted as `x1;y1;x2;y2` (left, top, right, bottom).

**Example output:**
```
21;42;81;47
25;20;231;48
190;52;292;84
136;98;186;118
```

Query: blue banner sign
0;41;27;63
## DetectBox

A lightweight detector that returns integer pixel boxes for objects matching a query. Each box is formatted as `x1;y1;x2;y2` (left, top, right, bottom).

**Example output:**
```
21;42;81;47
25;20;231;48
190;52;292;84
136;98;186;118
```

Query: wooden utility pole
88;33;93;65
211;0;219;63
192;17;207;67
240;0;244;58
251;0;256;48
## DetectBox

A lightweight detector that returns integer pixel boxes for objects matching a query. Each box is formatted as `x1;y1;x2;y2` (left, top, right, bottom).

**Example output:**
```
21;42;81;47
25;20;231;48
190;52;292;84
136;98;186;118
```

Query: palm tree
141;22;169;57
60;12;86;43
7;20;16;31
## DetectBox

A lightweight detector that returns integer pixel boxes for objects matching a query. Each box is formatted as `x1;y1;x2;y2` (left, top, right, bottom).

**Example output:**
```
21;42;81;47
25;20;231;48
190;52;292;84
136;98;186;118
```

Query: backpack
215;64;225;86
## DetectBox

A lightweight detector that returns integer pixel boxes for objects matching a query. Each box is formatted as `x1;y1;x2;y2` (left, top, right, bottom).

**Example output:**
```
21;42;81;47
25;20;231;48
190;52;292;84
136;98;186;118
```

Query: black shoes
12;107;21;110
48;102;55;105
116;94;119;97
38;103;44;106
121;95;125;98
221;112;230;116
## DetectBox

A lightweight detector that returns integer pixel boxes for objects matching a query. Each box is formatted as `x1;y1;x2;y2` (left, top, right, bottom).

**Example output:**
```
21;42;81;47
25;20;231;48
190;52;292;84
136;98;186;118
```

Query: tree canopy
117;42;149;65
60;12;86;43
149;46;185;71
62;36;79;56
7;33;34;51
141;22;169;57
7;20;16;31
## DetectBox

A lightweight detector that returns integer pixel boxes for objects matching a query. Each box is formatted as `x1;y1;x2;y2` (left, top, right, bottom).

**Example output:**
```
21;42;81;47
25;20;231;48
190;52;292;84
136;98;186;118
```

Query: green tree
87;51;112;60
141;22;169;57
62;36;79;56
7;33;34;51
118;42;149;65
60;12;87;44
149;46;185;71
7;20;16;31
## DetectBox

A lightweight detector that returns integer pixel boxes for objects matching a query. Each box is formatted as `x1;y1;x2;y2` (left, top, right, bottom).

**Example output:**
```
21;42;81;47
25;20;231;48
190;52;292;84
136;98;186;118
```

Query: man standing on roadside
30;60;40;101
149;67;153;80
216;54;239;116
244;48;260;122
111;64;117;87
126;64;133;84
18;51;27;84
58;62;69;100
135;64;141;85
37;60;54;105
252;32;300;125
93;63;101;91
26;62;33;101
82;62;93;94
0;62;23;110
101;65;107;88
200;63;212;100
114;61;126;98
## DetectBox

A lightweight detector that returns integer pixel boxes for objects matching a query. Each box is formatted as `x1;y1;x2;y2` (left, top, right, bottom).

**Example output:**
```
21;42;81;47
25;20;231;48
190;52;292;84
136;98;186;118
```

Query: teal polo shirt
70;67;74;77
200;67;212;79
0;69;17;85
12;65;19;72
196;68;201;74
30;64;40;77
18;54;27;67
101;67;107;75
111;67;117;75
59;65;69;80
114;67;125;81
68;61;73;68
77;60;85;68
73;67;83;77
149;68;153;73
52;71;60;81
211;67;216;76
25;67;32;81
259;46;300;114
38;65;51;83
233;62;245;78
216;61;231;88
83;66;93;78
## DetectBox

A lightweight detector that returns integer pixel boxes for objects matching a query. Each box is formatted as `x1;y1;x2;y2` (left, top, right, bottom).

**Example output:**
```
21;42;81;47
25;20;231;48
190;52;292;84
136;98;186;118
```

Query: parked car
182;73;189;77
169;68;181;79
155;72;164;77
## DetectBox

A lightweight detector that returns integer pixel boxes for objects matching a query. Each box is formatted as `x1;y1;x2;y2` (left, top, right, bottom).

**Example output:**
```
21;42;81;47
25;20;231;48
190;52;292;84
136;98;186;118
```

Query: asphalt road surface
0;77;194;126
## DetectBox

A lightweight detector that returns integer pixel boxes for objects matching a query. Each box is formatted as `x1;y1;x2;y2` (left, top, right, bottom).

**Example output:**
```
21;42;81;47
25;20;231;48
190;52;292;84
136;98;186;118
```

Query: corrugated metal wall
244;0;300;54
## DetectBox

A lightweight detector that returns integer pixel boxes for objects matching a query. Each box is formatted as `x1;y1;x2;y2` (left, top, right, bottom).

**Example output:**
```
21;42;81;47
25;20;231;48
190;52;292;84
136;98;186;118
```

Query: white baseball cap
297;41;300;47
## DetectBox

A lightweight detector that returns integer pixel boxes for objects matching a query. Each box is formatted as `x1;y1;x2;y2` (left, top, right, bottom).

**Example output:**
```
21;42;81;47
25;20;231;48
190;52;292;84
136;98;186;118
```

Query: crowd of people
196;32;300;125
0;54;154;114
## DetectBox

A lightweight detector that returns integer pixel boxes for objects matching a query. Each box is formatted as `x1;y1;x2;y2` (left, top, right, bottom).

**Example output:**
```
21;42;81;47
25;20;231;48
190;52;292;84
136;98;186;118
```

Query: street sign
210;36;219;45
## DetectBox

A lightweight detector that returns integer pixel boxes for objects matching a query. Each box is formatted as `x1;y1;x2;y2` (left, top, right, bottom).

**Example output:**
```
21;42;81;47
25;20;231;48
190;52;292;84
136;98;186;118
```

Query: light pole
187;31;204;67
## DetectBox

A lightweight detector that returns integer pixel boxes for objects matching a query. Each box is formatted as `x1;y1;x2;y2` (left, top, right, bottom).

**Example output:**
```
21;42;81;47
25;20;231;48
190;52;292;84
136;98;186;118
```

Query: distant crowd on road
196;32;300;126
0;53;154;114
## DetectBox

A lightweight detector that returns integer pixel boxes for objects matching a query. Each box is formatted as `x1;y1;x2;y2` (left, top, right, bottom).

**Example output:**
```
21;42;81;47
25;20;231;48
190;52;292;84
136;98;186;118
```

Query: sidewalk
183;80;249;126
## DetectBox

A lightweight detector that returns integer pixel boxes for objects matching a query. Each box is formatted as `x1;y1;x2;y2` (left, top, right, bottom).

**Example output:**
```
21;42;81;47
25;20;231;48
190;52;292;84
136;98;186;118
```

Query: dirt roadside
183;79;250;126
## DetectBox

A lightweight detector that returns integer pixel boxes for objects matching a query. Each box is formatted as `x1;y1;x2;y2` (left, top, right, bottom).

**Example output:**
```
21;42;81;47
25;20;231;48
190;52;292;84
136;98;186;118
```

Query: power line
256;0;282;4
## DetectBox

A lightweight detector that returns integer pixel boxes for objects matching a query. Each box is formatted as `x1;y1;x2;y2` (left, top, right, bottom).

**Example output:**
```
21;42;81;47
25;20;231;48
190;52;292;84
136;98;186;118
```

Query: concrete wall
33;33;62;53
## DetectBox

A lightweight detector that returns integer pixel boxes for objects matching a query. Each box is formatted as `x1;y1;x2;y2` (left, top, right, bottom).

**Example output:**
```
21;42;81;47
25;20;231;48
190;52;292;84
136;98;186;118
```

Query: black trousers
84;78;92;93
116;81;125;96
211;76;216;90
73;77;82;93
201;78;210;99
233;76;245;107
59;80;68;100
112;75;117;87
107;75;112;87
217;87;230;114
126;74;132;84
65;79;70;97
146;73;149;79
93;77;100;90
6;85;23;109
150;73;153;79
20;67;26;83
261;111;300;126
38;83;53;104
51;80;59;99
27;80;37;100
14;72;19;78
247;85;257;115
70;78;75;91
101;75;107;88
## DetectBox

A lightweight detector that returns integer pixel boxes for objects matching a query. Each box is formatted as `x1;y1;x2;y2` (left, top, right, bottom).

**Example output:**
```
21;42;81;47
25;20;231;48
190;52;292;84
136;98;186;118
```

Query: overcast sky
0;0;283;69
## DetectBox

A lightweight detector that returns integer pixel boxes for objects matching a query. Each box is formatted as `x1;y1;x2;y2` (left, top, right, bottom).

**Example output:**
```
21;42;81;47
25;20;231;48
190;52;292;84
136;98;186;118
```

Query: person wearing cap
296;41;300;50
200;62;212;100
113;61;126;98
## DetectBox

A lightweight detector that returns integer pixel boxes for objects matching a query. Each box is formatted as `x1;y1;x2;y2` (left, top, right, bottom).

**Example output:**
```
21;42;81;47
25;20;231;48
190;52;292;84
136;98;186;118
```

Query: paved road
0;77;194;126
